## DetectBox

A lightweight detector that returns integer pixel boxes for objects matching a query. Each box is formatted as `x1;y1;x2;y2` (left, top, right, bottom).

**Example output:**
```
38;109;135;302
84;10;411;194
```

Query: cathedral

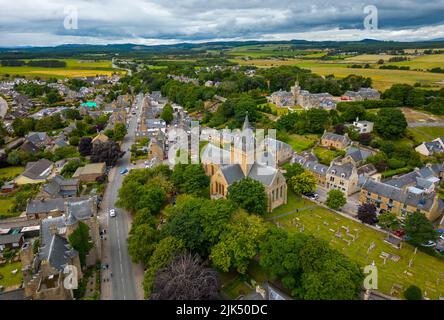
201;115;288;212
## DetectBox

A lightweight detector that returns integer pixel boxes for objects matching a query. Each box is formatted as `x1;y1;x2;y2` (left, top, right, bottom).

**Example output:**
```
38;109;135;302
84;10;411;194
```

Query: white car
109;209;116;218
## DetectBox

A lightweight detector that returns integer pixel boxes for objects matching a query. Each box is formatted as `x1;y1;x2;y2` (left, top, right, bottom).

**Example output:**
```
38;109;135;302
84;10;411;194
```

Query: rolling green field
231;54;444;91
0;59;121;79
271;194;444;300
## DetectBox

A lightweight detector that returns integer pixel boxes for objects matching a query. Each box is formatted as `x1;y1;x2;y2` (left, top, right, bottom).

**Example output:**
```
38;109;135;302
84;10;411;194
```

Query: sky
1;0;444;47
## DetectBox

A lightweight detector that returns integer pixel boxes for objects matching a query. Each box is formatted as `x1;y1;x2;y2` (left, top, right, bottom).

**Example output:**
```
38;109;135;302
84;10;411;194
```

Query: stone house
321;131;351;150
326;161;360;196
72;163;106;182
14;159;54;185
360;179;444;222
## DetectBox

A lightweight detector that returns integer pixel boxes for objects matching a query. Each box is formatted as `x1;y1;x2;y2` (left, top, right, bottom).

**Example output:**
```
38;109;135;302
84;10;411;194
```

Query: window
280;186;283;198
272;190;275;201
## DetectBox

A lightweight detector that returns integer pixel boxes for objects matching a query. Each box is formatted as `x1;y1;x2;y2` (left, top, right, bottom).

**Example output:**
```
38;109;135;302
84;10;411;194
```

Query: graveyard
271;195;444;300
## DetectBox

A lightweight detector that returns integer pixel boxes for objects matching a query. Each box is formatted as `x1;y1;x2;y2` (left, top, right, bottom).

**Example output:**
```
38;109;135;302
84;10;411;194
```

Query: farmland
231;53;444;91
0;59;122;79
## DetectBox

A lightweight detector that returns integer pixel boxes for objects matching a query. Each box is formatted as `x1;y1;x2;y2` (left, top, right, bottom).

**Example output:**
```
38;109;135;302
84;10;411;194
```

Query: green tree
172;164;210;196
113;123;127;141
326;189;346;210
68;222;93;267
283;163;304;181
128;223;159;265
375;108;407;139
290;171;317;195
143;236;185;297
160;103;174;123
377;212;400;231
404;211;438;246
210;210;267;273
404;285;423;300
228;178;267;215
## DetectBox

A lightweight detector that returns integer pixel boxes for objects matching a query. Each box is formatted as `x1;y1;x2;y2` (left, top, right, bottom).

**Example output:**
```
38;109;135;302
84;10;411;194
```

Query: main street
100;93;145;300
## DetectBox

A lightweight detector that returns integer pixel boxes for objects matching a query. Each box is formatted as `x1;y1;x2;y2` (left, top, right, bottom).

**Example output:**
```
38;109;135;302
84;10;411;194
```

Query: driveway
315;187;360;217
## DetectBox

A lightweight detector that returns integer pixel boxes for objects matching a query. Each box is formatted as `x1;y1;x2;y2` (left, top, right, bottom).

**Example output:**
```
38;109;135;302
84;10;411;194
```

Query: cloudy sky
1;0;444;46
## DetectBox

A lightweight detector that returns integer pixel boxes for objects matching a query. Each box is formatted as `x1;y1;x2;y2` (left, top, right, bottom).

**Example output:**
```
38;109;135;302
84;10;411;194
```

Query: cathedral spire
242;112;251;131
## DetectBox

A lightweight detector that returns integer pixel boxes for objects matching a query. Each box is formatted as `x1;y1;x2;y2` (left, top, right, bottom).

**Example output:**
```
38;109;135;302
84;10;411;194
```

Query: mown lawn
409;126;444;143
0;166;24;180
313;146;342;165
286;134;317;153
0;198;14;218
272;193;444;300
0;262;23;290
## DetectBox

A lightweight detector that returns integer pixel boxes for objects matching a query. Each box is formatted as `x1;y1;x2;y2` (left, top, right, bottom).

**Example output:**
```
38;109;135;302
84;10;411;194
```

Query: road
408;122;444;128
100;93;145;300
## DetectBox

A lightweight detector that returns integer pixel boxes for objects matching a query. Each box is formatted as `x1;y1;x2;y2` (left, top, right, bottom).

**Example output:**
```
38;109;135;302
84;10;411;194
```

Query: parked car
109;209;116;218
120;168;129;174
393;230;405;238
303;192;319;200
421;240;436;248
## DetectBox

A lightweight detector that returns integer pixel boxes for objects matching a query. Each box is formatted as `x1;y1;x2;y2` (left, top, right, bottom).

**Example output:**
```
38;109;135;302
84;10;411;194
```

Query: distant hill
1;39;444;59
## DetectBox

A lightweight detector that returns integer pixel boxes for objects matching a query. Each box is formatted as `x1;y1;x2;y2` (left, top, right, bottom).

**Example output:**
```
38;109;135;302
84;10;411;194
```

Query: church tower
231;113;255;176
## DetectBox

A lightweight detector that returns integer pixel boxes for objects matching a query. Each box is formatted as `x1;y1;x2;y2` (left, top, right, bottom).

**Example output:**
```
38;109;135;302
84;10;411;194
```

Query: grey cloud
1;0;444;46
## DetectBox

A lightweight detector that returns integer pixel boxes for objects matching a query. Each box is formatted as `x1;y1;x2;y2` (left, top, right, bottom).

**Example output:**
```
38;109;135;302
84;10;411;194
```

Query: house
321;132;350;150
268;90;295;108
344;146;374;165
0;233;24;253
26;198;65;220
326;161;360;195
91;132;109;145
20;132;51;153
21;197;100;299
291;82;336;110
384;165;443;194
351;118;374;134
72;162;106;182
39;175;79;199
202;116;288;212
360;179;444;222
147;138;165;161
15;159;54;185
291;152;328;187
415;137;444;156
343;88;381;101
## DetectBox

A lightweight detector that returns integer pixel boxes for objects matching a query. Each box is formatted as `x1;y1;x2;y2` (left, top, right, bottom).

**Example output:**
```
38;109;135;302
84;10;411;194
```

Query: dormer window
331;170;336;175
341;173;346;178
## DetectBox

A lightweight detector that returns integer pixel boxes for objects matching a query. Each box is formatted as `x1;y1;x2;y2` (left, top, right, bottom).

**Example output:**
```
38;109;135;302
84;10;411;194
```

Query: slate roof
327;162;355;179
248;163;278;187
362;179;441;211
303;161;328;176
20;158;53;180
26;198;65;215
322;132;350;144
362;179;405;202
220;164;245;185
43;175;78;197
346;147;373;163
424;140;443;154
0;233;23;245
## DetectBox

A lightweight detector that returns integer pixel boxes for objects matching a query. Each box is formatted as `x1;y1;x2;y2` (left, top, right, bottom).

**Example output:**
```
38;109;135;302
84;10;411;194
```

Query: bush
404;285;422;300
